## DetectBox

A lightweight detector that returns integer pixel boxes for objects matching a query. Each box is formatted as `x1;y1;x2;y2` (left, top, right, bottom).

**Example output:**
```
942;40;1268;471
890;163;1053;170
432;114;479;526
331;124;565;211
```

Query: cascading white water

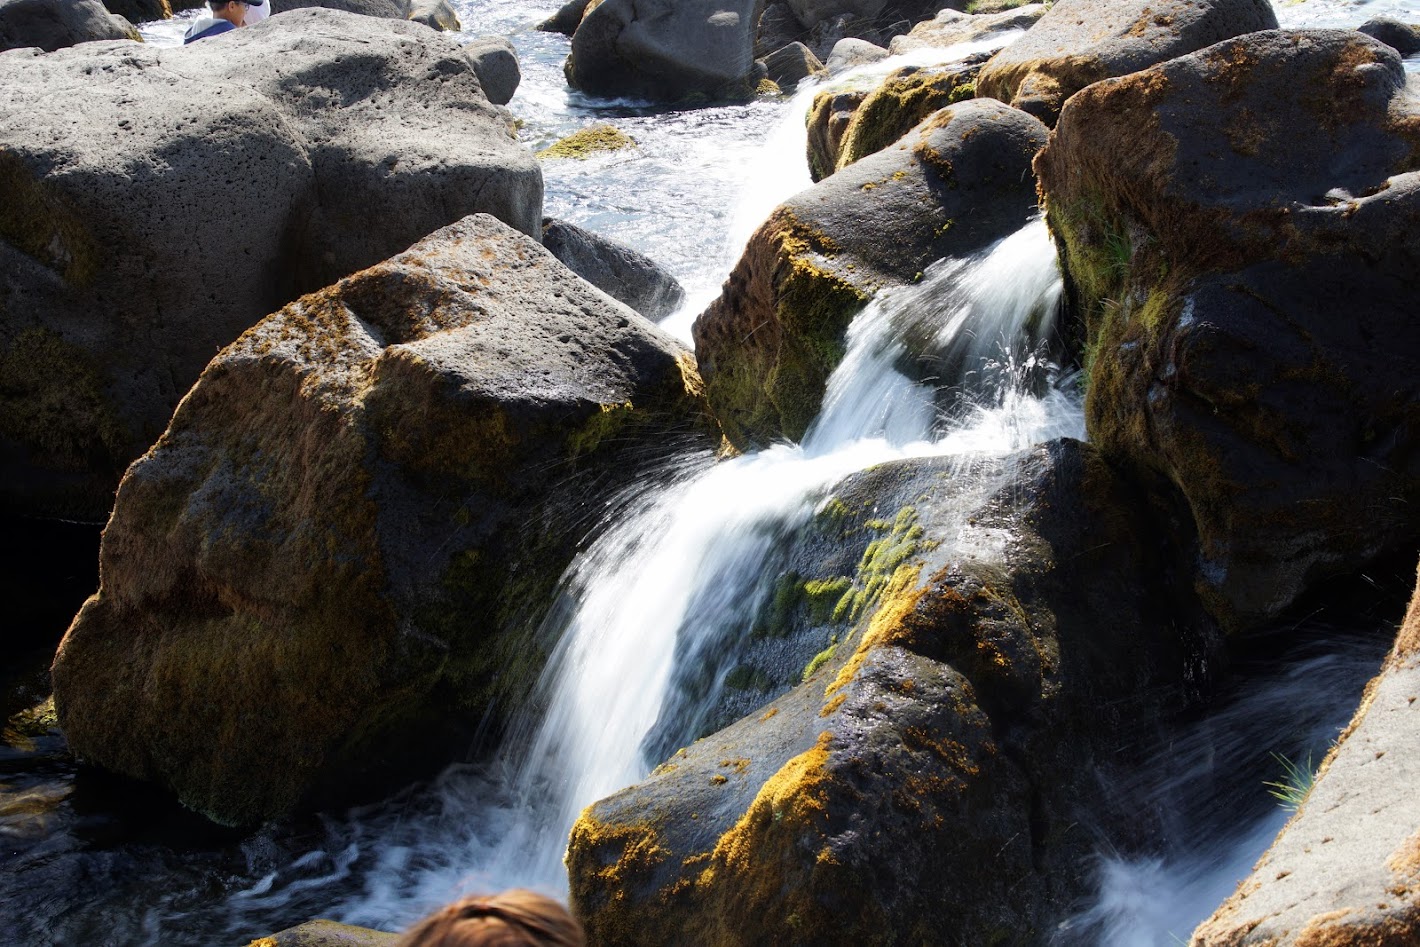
332;217;1083;912
660;28;1033;343
201;218;1085;936
1057;633;1390;946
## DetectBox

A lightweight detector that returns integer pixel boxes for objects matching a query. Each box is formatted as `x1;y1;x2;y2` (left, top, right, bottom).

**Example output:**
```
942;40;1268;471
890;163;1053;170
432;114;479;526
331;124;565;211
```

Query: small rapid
264;217;1081;931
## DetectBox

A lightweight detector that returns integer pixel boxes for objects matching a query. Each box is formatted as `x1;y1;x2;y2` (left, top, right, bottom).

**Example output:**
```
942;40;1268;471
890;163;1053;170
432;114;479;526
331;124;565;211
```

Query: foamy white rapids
660;28;1029;344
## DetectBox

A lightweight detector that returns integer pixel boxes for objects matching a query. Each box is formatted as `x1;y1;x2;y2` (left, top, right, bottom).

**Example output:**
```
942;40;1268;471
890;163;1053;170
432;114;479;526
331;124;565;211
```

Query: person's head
395;890;585;947
210;0;252;26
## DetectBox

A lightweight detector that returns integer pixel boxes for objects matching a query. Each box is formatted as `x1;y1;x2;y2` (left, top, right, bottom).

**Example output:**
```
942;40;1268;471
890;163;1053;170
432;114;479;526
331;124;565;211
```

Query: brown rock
51;214;714;826
977;0;1277;124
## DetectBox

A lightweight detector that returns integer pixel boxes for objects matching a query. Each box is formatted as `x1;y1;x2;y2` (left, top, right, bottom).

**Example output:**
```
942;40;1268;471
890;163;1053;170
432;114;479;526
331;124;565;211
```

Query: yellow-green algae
537;124;637;160
699;208;868;448
836;70;977;171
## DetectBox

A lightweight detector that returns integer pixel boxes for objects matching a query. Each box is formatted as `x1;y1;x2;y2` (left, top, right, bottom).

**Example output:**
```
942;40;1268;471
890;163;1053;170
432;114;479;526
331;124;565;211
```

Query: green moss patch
839;69;978;170
537;124;637;160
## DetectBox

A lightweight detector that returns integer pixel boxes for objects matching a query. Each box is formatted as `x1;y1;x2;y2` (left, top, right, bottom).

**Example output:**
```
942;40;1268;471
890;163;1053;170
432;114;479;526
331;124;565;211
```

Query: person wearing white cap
183;0;266;42
243;0;270;27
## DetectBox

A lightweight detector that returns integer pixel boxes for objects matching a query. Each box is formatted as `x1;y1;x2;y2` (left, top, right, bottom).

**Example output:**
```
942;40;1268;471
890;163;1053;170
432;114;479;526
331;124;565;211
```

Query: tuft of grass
1263;751;1315;811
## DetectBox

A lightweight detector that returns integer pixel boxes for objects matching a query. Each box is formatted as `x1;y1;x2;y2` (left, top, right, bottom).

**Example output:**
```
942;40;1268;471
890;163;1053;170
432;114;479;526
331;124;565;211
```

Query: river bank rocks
694;97;1047;449
1190;564;1420;946
568;439;1219;945
564;0;763;103
50;214;716;827
1034;29;1420;631
0;9;540;522
0;0;137;52
977;0;1278;124
542;218;686;322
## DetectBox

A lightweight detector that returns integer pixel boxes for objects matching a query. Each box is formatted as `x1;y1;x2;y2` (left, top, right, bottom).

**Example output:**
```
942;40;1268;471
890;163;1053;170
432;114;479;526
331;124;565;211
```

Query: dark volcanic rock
1035;29;1420;631
51;215;713;827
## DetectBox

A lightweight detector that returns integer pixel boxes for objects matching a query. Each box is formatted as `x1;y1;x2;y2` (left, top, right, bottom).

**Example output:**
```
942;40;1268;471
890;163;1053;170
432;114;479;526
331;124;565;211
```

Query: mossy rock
832;58;984;174
568;440;1221;945
695;99;1048;449
536;123;637;159
1035;29;1420;631
976;0;1278;124
51;215;717;826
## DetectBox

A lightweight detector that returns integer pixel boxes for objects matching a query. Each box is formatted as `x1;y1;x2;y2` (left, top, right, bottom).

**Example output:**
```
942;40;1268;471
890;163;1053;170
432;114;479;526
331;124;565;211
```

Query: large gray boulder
977;0;1278;124
565;0;763;103
694;98;1048;449
1191;563;1420;946
51;214;715;827
0;9;541;521
568;440;1219;945
0;0;137;51
465;34;520;105
1034;30;1420;631
542;218;686;321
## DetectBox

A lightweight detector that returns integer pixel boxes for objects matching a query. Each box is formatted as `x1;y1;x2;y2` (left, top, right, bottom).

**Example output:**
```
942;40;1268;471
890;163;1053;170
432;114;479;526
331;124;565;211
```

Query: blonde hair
395;890;585;947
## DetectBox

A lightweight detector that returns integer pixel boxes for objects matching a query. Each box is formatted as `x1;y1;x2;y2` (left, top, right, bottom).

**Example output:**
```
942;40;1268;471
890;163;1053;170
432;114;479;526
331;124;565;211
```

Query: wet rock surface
695;98;1048;449
568;439;1219;946
1191;563;1420;946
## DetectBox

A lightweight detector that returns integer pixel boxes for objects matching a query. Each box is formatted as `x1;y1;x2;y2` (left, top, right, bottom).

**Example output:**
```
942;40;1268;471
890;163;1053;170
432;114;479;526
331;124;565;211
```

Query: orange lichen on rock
824;564;924;697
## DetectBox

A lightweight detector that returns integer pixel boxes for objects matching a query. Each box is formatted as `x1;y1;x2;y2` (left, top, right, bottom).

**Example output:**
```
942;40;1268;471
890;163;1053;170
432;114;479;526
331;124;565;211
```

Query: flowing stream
3;1;1411;944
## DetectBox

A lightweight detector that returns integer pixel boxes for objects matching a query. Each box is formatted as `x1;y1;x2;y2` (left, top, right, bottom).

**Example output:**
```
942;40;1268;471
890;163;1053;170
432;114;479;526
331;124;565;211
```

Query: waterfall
464;216;1080;894
227;217;1082;935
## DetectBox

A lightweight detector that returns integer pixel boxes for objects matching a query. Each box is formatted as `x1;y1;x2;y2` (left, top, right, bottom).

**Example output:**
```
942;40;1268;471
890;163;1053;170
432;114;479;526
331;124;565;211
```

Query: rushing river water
4;0;1415;943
